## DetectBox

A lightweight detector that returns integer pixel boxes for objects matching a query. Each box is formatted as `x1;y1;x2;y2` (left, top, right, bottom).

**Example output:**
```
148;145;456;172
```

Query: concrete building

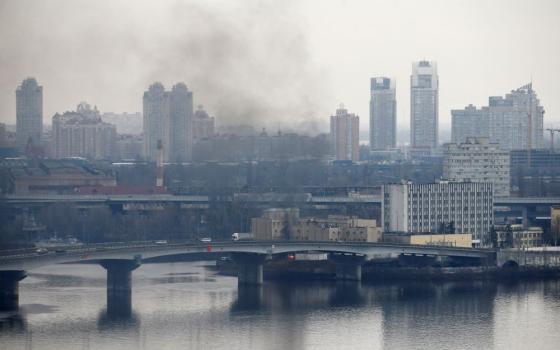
168;83;193;162
0;123;17;158
192;105;215;144
251;208;300;240
293;216;381;242
383;181;494;246
0;123;8;147
330;105;359;162
143;82;169;162
493;224;543;248
370;77;396;151
250;209;381;242
443;137;510;197
510;149;560;168
16;78;43;151
451;83;545;150
551;206;560;246
2;158;116;194
116;134;143;160
101;112;143;135
143;82;194;162
383;232;472;248
410;61;438;150
52;102;117;160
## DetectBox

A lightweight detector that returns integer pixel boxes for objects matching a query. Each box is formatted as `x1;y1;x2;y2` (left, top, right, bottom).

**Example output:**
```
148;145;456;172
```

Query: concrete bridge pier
0;270;27;311
231;253;267;285
99;259;140;316
329;254;366;281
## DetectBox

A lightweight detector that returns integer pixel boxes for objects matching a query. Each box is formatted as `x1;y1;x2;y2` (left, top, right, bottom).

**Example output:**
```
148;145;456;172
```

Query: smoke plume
0;0;332;134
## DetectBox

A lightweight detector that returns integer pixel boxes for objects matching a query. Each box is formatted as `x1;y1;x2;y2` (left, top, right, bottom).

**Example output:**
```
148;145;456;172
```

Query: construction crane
546;128;560;152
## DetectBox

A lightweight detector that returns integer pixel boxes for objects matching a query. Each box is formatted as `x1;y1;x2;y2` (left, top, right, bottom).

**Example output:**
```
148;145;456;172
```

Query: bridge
4;193;560;207
0;241;494;313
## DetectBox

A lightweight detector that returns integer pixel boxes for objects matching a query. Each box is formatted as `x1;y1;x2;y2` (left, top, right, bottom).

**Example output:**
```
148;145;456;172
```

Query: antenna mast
527;82;533;167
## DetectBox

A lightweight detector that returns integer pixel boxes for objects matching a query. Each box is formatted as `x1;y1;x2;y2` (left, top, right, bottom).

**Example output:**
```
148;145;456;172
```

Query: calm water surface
1;261;560;350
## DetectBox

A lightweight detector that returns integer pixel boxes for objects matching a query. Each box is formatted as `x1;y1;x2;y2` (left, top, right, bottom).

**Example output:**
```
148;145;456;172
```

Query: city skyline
1;0;559;138
2;2;560;349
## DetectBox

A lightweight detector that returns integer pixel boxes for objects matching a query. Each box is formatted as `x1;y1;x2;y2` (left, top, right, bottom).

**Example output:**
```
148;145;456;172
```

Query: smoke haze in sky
1;0;559;141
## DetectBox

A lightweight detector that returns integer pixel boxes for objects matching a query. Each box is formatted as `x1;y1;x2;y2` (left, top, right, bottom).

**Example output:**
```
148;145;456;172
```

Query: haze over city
1;0;560;141
3;2;560;350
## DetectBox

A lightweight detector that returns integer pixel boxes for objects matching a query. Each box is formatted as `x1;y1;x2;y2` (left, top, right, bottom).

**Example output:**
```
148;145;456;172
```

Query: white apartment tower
451;83;544;150
383;181;494;246
16;78;43;151
330;105;359;162
410;61;438;150
370;77;396;151
443;137;510;197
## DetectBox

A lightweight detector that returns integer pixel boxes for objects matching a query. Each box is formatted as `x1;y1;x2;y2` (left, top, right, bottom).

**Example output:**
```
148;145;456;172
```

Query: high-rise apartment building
443;137;510;197
330;105;359;162
169;83;193;162
143;82;194;162
16;78;43;151
451;84;544;150
410;61;438;150
370;77;396;151
192;105;215;144
383;181;494;246
52;102;116;160
143;83;169;162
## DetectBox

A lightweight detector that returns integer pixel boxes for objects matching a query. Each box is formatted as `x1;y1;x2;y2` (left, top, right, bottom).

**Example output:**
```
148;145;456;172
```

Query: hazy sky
1;0;559;142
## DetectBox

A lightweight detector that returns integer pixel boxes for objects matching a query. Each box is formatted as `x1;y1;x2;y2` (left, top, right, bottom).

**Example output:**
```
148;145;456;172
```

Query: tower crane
546;128;560;152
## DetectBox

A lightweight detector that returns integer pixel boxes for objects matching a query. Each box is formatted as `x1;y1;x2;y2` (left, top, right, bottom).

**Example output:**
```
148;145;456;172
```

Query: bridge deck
0;241;494;271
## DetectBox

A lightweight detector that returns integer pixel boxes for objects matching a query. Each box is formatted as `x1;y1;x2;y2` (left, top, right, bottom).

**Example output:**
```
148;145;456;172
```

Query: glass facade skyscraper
410;61;438;150
369;77;396;151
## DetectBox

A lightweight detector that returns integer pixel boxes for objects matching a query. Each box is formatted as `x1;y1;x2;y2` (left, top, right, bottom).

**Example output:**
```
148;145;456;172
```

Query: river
1;261;560;350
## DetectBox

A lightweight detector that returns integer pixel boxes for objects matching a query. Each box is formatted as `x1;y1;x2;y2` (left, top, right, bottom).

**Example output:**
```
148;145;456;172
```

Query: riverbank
217;258;560;282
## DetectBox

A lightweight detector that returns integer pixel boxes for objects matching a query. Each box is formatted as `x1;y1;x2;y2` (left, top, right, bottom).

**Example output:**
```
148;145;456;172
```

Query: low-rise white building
383;181;494;246
443;137;510;197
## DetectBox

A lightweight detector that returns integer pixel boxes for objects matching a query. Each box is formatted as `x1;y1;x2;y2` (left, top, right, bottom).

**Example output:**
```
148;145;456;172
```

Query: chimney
156;139;164;187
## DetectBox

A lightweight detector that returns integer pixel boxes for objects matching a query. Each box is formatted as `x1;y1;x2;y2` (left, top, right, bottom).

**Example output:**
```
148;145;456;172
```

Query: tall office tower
16;78;43;151
410;61;438;150
370;77;396;151
443;137;510;197
192;105;215;144
169;83;193;162
451;84;544;150
383;181;494;246
330;104;359;162
143;82;169;162
52;102;117;160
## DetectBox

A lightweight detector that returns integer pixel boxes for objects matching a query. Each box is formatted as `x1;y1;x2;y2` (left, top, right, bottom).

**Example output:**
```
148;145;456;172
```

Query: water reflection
231;281;368;313
0;312;26;333
329;281;366;307
2;263;560;350
97;308;140;331
230;285;263;312
378;281;497;350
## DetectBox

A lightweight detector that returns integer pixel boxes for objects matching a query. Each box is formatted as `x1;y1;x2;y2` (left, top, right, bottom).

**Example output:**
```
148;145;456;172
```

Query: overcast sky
1;0;559;142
